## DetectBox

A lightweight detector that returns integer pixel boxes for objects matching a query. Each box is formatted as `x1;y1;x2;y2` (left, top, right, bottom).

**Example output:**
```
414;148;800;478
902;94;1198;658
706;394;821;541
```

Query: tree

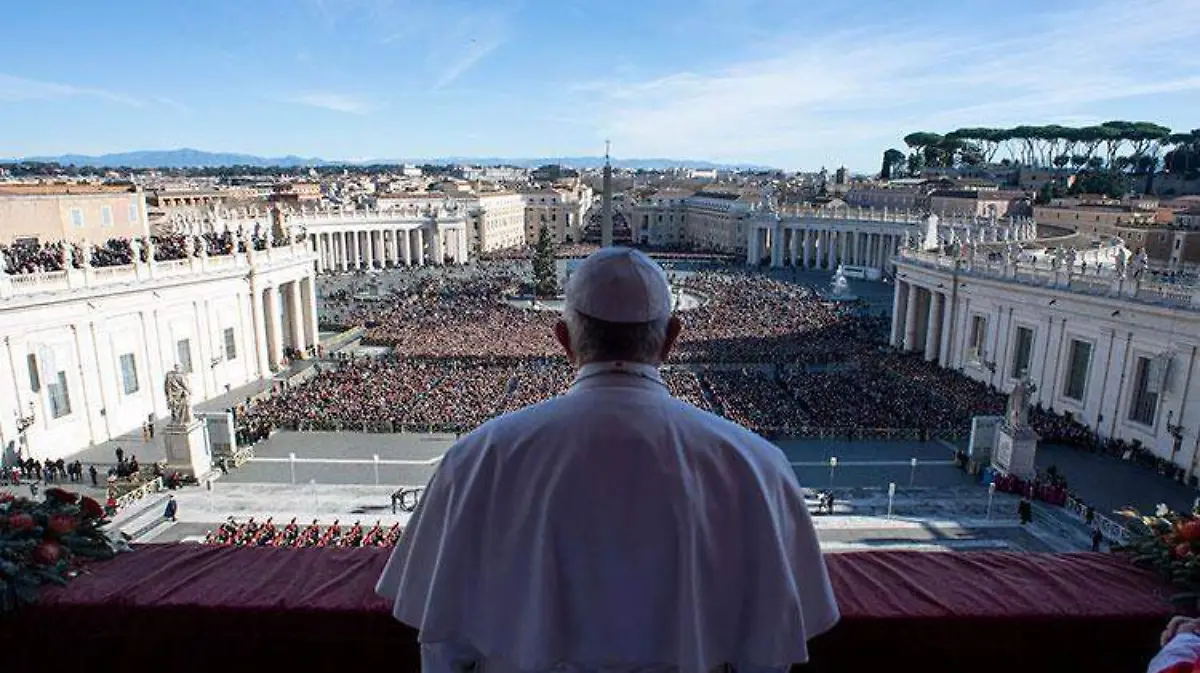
532;223;558;298
880;148;905;179
1070;171;1128;199
906;152;925;176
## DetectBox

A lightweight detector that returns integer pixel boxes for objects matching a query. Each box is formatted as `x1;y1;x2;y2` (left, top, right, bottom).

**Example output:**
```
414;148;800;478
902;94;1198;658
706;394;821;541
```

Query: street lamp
828;457;838;487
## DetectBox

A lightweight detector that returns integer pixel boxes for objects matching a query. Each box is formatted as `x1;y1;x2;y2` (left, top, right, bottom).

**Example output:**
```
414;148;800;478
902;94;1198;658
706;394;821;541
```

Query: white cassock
377;362;839;673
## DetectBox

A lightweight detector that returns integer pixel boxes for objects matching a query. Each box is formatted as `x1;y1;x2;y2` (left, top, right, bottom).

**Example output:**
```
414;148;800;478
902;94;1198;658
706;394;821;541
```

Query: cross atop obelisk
601;140;614;248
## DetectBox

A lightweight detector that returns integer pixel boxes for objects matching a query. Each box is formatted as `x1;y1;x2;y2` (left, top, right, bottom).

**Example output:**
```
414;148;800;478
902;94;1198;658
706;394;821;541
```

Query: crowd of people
202;517;403;548
233;258;1145;445
0;225;299;275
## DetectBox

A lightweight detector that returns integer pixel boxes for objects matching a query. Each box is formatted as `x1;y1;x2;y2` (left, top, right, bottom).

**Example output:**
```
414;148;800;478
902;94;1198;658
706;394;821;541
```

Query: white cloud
283;92;377;114
572;0;1200;169
0;73;144;106
428;7;513;90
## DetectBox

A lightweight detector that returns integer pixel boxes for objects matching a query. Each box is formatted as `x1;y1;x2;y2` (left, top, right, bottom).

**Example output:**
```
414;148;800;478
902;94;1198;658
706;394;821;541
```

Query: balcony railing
0;240;315;300
8;544;1174;673
900;249;1200;311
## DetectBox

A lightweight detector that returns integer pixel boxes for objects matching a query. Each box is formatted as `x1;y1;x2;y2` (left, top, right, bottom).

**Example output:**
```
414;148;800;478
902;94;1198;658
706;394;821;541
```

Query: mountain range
4;148;774;171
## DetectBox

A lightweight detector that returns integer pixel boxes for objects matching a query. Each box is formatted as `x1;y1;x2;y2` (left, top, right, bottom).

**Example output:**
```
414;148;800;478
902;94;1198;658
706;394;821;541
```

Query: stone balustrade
0;239;312;300
900;249;1200;311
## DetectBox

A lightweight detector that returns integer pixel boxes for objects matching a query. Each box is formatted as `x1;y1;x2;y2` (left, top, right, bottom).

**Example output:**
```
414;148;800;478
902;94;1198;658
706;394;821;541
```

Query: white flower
1156;503;1171;518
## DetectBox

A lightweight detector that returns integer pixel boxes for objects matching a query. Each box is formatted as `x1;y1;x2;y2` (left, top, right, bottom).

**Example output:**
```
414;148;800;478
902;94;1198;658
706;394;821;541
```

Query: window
101;206;113;227
176;339;193;373
1062;340;1092;401
1128;356;1160;426
968;316;987;361
1011;327;1034;378
129;202;139;223
47;371;72;419
119;353;139;394
224;328;238;360
70;208;84;228
26;353;40;392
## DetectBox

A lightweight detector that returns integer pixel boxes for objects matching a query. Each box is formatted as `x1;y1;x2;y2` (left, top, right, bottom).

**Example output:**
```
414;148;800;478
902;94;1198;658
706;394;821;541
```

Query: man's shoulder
455;391;783;463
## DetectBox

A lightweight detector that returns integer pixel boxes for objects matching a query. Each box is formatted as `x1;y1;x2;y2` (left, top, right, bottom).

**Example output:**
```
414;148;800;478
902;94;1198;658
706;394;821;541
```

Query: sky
1;0;1198;171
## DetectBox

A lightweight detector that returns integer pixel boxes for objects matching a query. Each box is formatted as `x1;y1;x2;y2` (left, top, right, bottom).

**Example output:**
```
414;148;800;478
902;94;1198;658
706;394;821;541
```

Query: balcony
900;249;1200;311
4;543;1173;673
0;240;313;301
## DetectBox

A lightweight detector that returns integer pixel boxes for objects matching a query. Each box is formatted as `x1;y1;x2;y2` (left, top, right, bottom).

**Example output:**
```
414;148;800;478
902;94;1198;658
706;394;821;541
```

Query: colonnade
747;225;901;273
890;278;955;366
252;274;320;373
309;225;470;273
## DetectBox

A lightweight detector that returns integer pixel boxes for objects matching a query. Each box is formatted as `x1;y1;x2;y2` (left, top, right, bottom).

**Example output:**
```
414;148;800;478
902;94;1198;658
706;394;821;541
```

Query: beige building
270;182;322;204
632;190;754;252
929;190;1025;218
473;192;527;253
0;186;150;245
844;184;928;212
1033;202;1157;235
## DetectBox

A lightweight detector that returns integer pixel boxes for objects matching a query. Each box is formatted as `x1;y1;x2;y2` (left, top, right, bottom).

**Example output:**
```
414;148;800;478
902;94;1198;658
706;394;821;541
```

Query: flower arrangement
0;488;116;614
1123;503;1200;603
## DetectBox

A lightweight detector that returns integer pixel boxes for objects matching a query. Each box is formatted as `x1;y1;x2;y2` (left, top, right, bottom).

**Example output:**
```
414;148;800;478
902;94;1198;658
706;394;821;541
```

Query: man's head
555;247;682;367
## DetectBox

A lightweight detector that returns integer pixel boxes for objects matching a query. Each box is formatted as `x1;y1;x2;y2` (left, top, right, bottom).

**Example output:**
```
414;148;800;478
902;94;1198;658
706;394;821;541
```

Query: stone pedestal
992;423;1039;480
163;420;212;478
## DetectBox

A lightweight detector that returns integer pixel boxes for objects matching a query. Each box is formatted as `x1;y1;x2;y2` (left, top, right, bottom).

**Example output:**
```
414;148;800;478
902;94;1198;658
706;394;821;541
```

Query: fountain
822;264;857;302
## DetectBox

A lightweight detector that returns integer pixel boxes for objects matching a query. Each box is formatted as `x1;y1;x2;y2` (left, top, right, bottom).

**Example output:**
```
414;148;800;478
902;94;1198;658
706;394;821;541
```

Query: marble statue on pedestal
165;365;193;426
992;377;1039;479
921;214;940;251
1005;378;1032;429
1115;248;1128;279
1132;249;1148;278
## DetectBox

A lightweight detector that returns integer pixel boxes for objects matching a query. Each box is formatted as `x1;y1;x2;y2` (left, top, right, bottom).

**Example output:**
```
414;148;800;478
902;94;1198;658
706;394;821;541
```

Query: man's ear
555;319;576;365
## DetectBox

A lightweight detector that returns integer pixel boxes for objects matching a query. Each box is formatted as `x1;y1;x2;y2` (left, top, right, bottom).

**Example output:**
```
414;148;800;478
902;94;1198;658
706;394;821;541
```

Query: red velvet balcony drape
1;545;1174;673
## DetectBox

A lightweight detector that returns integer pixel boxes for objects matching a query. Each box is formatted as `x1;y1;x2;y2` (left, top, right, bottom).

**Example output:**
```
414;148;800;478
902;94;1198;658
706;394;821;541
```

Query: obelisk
601;140;614;248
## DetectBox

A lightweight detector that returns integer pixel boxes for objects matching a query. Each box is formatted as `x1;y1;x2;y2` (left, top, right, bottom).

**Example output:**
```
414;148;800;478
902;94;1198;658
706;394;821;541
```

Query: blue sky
1;0;1197;171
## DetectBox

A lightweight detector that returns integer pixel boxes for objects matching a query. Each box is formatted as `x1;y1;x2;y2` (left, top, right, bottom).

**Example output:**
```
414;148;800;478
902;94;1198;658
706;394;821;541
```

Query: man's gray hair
563;308;670;364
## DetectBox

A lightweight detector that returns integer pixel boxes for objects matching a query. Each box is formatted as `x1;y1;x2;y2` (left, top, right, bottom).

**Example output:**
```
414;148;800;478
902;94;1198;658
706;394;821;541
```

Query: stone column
301;276;318;352
890;280;906;348
458;228;469;263
939;291;954;365
414;229;426;265
250;285;270;378
771;225;784;268
827;230;837;269
264;285;283;370
924;291;942;362
789;228;800;267
288;280;305;352
391;230;401;267
350;230;360;270
430;225;443;264
402;229;412;266
903;282;920;351
802;230;811;269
